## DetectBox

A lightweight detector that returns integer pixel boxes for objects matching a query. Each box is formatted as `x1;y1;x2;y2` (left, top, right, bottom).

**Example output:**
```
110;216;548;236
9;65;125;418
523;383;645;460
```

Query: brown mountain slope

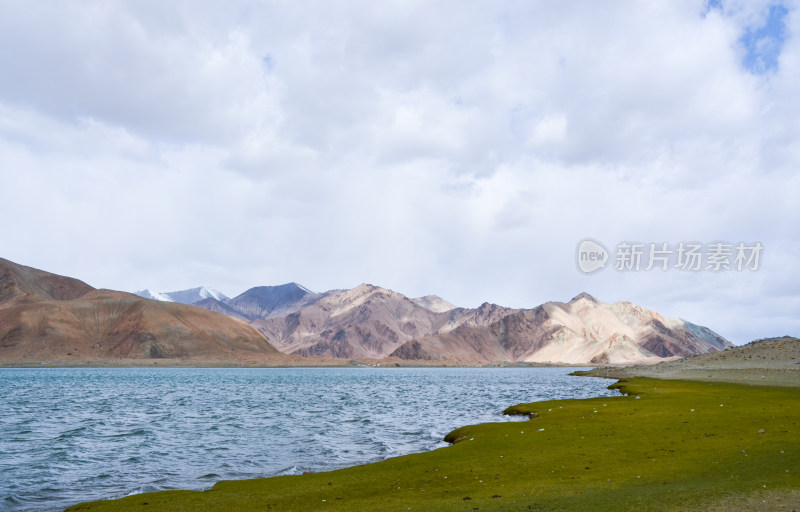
252;284;442;358
0;257;94;303
0;259;279;364
390;293;732;364
212;283;730;364
392;306;555;362
251;284;515;359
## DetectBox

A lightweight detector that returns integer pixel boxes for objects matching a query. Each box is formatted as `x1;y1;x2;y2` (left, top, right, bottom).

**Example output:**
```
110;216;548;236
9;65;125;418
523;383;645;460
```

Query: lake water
0;367;617;511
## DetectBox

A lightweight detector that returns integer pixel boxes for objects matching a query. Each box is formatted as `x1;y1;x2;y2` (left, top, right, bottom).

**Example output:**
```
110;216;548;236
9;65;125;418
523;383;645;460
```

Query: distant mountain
117;273;735;365
389;293;732;364
412;295;457;313
222;283;317;321
252;284;435;358
186;280;731;364
188;283;507;359
249;284;516;359
135;287;229;305
192;297;249;321
0;258;279;364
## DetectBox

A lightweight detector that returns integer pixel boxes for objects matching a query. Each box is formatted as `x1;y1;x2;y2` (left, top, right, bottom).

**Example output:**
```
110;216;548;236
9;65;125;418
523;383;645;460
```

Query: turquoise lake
0;367;618;511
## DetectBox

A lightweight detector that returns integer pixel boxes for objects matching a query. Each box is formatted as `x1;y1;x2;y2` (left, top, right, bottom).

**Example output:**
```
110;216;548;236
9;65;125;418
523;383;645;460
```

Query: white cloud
528;113;568;149
0;0;797;344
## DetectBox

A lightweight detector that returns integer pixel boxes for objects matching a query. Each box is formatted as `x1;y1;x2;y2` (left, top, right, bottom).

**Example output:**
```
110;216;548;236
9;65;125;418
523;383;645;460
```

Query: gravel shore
576;336;800;386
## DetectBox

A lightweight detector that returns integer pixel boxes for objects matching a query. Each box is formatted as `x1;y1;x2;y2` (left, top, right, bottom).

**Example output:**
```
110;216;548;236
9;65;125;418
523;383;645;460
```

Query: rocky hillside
249;284;495;359
579;336;799;386
0;258;280;364
197;283;729;364
390;293;732;364
0;258;94;303
223;283;319;320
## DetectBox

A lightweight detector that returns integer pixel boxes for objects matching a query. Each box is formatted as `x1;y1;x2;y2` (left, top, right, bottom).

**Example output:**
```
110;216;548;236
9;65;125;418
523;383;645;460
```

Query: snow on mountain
412;295;457;313
137;281;732;365
135;287;229;305
135;289;174;302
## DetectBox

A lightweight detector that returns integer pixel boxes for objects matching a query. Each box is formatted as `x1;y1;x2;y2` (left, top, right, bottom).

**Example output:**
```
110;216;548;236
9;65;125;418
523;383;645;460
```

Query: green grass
66;378;800;511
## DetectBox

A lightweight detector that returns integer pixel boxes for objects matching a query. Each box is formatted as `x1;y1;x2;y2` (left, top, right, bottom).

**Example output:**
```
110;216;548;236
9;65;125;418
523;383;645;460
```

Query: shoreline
64;374;800;511
573;366;800;387
0;359;594;369
29;337;800;510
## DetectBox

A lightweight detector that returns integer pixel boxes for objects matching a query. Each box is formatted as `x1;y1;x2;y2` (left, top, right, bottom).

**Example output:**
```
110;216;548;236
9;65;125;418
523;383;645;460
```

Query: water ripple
0;367;616;512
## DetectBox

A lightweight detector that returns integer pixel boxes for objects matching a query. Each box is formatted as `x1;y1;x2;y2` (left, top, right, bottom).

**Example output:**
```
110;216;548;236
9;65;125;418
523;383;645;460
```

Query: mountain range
1;257;733;365
148;281;731;364
390;293;731;364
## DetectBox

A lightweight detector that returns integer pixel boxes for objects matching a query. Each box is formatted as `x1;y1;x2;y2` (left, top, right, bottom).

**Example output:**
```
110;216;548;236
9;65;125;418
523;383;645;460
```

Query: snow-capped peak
135;289;175;302
196;287;228;301
294;283;315;294
135;287;229;305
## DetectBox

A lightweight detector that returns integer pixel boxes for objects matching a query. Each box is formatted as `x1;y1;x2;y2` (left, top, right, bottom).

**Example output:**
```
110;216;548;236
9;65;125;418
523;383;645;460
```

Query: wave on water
0;367;617;512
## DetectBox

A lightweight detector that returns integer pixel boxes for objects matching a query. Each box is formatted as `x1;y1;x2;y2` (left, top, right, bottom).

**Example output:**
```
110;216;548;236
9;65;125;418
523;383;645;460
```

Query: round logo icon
576;239;608;273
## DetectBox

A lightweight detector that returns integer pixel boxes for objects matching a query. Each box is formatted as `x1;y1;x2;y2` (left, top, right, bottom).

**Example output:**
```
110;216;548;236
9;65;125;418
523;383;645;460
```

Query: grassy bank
66;378;799;511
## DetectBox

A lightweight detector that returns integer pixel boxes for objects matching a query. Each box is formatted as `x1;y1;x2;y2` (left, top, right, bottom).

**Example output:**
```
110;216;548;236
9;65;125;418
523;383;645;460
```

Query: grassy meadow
66;377;799;511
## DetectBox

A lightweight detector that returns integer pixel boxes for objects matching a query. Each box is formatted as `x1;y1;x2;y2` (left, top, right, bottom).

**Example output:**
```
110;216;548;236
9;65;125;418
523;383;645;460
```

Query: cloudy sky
1;1;798;343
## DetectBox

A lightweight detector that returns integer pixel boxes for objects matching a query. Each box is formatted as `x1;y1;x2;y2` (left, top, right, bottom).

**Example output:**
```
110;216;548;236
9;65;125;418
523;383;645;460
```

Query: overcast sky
1;1;798;344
